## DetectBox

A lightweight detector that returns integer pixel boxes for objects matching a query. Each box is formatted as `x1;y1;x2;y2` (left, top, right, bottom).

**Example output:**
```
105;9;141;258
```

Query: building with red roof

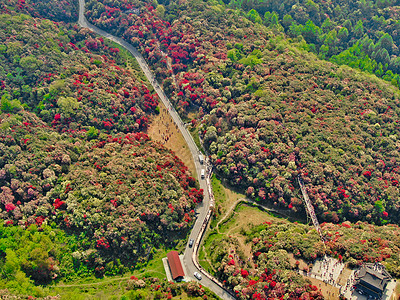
167;250;185;280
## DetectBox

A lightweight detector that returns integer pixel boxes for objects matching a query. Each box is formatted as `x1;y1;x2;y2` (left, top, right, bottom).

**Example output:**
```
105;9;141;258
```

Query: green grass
198;230;224;275
198;239;214;274
137;248;168;279
48;248;168;299
189;126;204;154
211;174;226;205
106;40;149;86
210;174;228;228
50;274;131;299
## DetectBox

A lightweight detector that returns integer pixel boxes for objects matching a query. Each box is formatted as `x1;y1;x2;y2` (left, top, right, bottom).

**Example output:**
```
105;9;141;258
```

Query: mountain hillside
86;0;400;225
0;7;202;296
225;0;400;87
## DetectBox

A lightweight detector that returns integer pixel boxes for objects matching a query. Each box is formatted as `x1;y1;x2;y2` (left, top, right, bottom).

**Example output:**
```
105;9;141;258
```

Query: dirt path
147;102;196;177
56;276;131;288
216;199;243;232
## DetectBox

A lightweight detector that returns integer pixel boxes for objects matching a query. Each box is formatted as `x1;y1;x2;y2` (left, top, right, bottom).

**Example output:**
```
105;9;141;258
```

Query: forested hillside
227;0;400;87
0;0;78;22
2;0;400;297
0;6;202;296
85;0;400;225
208;218;400;299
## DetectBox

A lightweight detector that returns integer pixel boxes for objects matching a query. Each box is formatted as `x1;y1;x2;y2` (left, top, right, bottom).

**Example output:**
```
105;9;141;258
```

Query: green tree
302;20;320;44
57;96;80;118
354;20;364;38
264;11;279;27
19;56;42;72
338;27;349;41
87;126;99;140
377;33;393;54
155;5;165;18
247;9;262;24
0;93;22;113
282;14;294;29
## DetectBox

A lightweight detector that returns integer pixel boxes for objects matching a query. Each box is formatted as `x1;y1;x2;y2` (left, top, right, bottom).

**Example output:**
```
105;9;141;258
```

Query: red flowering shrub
241;269;249;278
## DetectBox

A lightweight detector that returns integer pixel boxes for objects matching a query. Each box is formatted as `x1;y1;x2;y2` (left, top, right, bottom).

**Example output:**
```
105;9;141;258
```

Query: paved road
78;1;235;299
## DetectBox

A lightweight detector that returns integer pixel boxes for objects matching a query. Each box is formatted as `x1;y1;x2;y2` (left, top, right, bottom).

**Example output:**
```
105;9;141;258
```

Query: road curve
77;1;235;299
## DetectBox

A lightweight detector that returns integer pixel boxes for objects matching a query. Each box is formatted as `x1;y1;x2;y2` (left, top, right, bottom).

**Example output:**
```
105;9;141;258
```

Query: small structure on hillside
354;262;392;299
167;250;185;281
125;8;140;15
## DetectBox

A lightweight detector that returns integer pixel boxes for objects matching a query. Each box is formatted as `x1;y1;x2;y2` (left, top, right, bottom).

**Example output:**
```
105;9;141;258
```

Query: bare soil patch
306;277;340;300
147;102;196;177
336;266;353;286
218;181;245;218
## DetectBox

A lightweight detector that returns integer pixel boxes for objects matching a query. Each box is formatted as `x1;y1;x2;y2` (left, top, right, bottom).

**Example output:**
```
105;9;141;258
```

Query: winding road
78;1;235;299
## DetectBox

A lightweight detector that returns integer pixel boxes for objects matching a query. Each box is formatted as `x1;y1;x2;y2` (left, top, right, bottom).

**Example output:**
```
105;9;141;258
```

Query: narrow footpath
78;1;235;299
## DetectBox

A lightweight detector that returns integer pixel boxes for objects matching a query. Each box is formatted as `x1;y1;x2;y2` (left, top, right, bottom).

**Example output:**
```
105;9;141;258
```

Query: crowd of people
310;256;344;285
157;107;176;145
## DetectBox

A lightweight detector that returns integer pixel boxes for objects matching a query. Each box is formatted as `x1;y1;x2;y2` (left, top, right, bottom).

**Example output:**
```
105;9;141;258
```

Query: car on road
189;239;194;248
194;272;202;280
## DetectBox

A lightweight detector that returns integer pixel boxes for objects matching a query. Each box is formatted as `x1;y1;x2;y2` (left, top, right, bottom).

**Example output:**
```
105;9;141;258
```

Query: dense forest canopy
0;4;202;296
85;0;400;226
228;0;400;86
2;0;400;298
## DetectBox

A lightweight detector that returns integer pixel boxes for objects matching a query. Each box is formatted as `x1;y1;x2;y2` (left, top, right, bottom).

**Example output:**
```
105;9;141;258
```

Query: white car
194;272;202;280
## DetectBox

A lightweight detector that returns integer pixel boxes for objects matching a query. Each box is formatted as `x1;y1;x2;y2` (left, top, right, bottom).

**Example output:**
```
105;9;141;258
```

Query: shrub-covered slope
0;13;159;133
0;8;202;294
0;111;200;280
208;219;400;299
85;0;400;225
0;0;78;22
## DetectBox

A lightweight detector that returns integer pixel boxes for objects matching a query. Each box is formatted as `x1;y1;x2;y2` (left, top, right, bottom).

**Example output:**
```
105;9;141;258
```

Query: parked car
194;272;202;280
189;239;194;248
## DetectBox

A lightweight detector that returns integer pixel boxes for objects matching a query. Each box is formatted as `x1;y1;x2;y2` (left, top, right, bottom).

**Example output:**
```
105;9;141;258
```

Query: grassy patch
211;174;226;204
137;248;168;279
106;40;149;85
50;274;131;299
49;248;168;299
189;126;204;154
201;203;279;272
198;250;213;274
199;230;225;274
